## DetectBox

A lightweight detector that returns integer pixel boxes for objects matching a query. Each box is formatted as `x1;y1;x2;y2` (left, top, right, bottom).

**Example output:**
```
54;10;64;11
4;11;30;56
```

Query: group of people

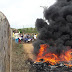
24;33;37;43
12;32;37;43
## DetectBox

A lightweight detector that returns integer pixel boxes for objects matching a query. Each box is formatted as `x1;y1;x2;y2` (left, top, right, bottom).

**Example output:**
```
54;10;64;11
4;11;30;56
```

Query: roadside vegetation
12;40;31;72
18;28;38;33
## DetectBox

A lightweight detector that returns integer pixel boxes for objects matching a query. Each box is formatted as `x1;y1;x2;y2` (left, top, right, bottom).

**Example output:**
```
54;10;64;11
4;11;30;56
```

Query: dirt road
12;41;35;72
23;43;34;59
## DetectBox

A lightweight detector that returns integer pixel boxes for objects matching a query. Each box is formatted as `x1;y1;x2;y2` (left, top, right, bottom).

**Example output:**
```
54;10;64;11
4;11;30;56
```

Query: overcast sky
0;0;56;29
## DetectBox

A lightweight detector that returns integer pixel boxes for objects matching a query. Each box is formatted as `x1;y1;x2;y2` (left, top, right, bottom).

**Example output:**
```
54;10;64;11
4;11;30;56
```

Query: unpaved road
12;41;34;72
23;43;34;59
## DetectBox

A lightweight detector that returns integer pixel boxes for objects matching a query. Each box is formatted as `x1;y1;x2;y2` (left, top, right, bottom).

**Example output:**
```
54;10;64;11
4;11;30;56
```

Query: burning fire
35;44;72;67
60;49;72;67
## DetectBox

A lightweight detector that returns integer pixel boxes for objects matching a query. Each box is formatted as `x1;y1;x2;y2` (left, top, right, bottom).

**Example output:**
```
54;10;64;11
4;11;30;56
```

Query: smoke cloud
33;0;72;56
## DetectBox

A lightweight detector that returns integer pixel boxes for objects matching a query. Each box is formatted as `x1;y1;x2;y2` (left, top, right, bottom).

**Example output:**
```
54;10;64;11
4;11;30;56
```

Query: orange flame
35;44;60;65
60;49;72;67
35;44;72;66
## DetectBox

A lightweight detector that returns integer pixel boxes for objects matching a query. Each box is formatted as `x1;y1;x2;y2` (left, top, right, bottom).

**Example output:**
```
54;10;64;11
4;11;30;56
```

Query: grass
15;44;24;55
12;40;32;72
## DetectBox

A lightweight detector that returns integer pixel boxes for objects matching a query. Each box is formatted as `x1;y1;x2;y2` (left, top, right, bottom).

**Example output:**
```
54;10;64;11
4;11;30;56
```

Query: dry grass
12;41;32;72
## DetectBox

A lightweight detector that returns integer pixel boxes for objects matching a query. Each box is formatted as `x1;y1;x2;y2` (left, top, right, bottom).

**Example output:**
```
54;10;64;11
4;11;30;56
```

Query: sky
0;0;56;29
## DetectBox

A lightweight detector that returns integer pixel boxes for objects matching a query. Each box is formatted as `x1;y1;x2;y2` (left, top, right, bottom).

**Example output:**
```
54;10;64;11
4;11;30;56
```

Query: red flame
35;44;72;66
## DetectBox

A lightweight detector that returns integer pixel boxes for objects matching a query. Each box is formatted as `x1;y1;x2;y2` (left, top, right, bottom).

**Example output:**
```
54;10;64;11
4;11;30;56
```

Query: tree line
18;27;38;33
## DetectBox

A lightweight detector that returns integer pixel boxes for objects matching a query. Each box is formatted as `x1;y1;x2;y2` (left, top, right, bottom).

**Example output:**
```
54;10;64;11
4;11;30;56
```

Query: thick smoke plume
33;0;72;56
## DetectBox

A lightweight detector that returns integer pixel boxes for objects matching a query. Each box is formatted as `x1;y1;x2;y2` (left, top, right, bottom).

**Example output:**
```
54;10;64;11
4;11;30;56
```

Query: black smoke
33;0;72;56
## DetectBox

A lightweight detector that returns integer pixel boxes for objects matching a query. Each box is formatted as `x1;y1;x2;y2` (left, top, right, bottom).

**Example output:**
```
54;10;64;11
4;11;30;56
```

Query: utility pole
23;25;24;29
23;25;24;34
40;6;48;20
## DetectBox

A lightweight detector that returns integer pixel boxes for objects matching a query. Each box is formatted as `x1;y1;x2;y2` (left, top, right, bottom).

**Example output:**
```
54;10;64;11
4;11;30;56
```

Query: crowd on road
12;32;37;43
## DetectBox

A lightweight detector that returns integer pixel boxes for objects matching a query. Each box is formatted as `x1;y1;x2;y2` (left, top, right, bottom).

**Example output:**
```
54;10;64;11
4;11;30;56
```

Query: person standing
14;33;19;43
34;33;37;40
